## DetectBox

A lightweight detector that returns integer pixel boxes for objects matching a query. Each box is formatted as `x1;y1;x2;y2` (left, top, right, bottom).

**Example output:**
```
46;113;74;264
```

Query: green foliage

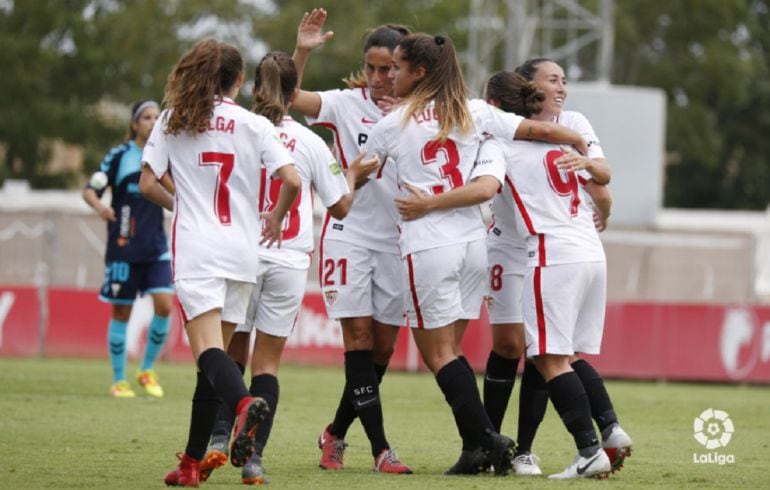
2;1;769;208
614;0;770;209
1;357;769;488
0;0;263;187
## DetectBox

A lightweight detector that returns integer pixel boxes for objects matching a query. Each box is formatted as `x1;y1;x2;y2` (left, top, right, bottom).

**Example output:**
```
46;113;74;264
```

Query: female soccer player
197;50;380;485
290;9;413;473
482;61;630;477
365;33;587;475
83;99;173;399
139;38;300;487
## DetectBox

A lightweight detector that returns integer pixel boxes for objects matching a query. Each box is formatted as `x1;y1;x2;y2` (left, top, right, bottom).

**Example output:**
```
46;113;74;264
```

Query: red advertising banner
0;286;40;356
1;287;768;383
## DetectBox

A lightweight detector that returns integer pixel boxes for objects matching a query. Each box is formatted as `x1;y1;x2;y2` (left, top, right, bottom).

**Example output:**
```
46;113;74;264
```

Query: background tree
0;0;264;187
613;0;770;209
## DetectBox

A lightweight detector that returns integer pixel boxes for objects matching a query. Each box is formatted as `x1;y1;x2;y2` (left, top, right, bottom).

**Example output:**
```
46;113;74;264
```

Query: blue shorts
99;260;174;305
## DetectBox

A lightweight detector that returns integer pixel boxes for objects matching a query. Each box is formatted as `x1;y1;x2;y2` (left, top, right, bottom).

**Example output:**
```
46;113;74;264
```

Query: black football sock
250;373;279;457
185;371;222;460
483;351;520;433
329;360;388;439
458;355;474;375
211;361;245;438
344;350;389;457
547;371;600;456
437;359;495;451
198;348;250;415
516;361;549;454
571;359;618;433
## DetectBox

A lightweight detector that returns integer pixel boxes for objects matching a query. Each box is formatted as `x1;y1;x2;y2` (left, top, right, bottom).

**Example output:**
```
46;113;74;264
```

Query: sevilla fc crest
324;290;338;306
485;295;494;312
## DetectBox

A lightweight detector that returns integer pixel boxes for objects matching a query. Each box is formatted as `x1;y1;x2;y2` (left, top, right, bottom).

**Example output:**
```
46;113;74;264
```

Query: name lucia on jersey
411;106;439;125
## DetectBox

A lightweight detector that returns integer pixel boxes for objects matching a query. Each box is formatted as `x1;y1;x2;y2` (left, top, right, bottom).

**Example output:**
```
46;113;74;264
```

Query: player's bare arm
260;163;301;249
554;146;611;185
82;186;116;222
395;176;500;221
327;152;380;219
584;179;612;232
515;120;588;155
138;164;174;212
291;8;332;118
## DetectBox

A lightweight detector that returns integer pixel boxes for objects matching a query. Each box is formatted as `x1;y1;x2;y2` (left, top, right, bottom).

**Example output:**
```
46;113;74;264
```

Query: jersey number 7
199;152;234;225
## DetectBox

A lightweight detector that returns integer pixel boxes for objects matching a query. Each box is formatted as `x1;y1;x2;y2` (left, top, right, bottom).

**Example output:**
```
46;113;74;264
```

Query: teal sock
108;320;128;383
140;315;169;371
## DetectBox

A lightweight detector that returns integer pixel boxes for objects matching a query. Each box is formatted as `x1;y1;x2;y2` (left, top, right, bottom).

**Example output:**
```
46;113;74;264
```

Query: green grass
0;357;768;488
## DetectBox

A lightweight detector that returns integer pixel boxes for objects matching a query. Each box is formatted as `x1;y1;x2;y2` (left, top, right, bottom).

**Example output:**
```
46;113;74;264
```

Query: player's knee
372;344;394;365
493;339;525;359
112;305;132;322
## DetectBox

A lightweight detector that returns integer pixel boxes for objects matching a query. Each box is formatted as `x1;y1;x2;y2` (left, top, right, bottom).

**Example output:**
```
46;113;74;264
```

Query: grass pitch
0;357;767;488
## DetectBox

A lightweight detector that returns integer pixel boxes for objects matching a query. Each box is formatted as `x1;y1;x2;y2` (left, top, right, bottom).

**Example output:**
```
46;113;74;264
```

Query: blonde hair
253;51;297;125
397;34;471;142
162;39;243;135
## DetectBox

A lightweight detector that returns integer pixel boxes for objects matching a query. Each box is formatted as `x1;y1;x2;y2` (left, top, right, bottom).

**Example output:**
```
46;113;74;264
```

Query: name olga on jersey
201;116;235;134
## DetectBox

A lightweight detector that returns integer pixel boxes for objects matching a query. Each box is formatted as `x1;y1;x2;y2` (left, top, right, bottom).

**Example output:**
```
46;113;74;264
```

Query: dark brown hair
485;71;544;118
397;34;471;141
344;24;411;88
514;58;553;82
162;38;243;135
253;51;297;125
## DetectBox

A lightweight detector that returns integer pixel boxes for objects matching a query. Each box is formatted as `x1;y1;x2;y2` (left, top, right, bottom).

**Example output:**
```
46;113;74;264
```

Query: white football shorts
320;239;405;326
487;240;526;324
234;261;307;338
522;261;606;357
404;239;487;329
175;277;254;325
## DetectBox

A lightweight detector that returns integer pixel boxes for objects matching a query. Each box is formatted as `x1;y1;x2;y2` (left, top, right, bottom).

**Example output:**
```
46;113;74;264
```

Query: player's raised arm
291;8;332;118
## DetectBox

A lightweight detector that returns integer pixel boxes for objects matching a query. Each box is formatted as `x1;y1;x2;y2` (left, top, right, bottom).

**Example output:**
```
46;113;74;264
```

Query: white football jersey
366;99;518;256
484;138;528;274
502;139;605;267
306;88;400;254
556;110;605;160
143;97;294;282
259;117;350;269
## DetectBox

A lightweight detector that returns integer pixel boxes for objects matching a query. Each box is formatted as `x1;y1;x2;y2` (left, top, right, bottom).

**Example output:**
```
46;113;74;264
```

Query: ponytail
398;33;471;142
253;51;296;125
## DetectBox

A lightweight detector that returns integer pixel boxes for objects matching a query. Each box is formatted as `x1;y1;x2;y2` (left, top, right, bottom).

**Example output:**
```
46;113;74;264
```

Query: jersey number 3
199;152;234;225
421;139;463;194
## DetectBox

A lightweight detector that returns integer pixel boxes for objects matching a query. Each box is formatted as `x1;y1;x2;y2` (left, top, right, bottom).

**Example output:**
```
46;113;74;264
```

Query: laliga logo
719;308;770;379
692;408;736;465
693;408;733;449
